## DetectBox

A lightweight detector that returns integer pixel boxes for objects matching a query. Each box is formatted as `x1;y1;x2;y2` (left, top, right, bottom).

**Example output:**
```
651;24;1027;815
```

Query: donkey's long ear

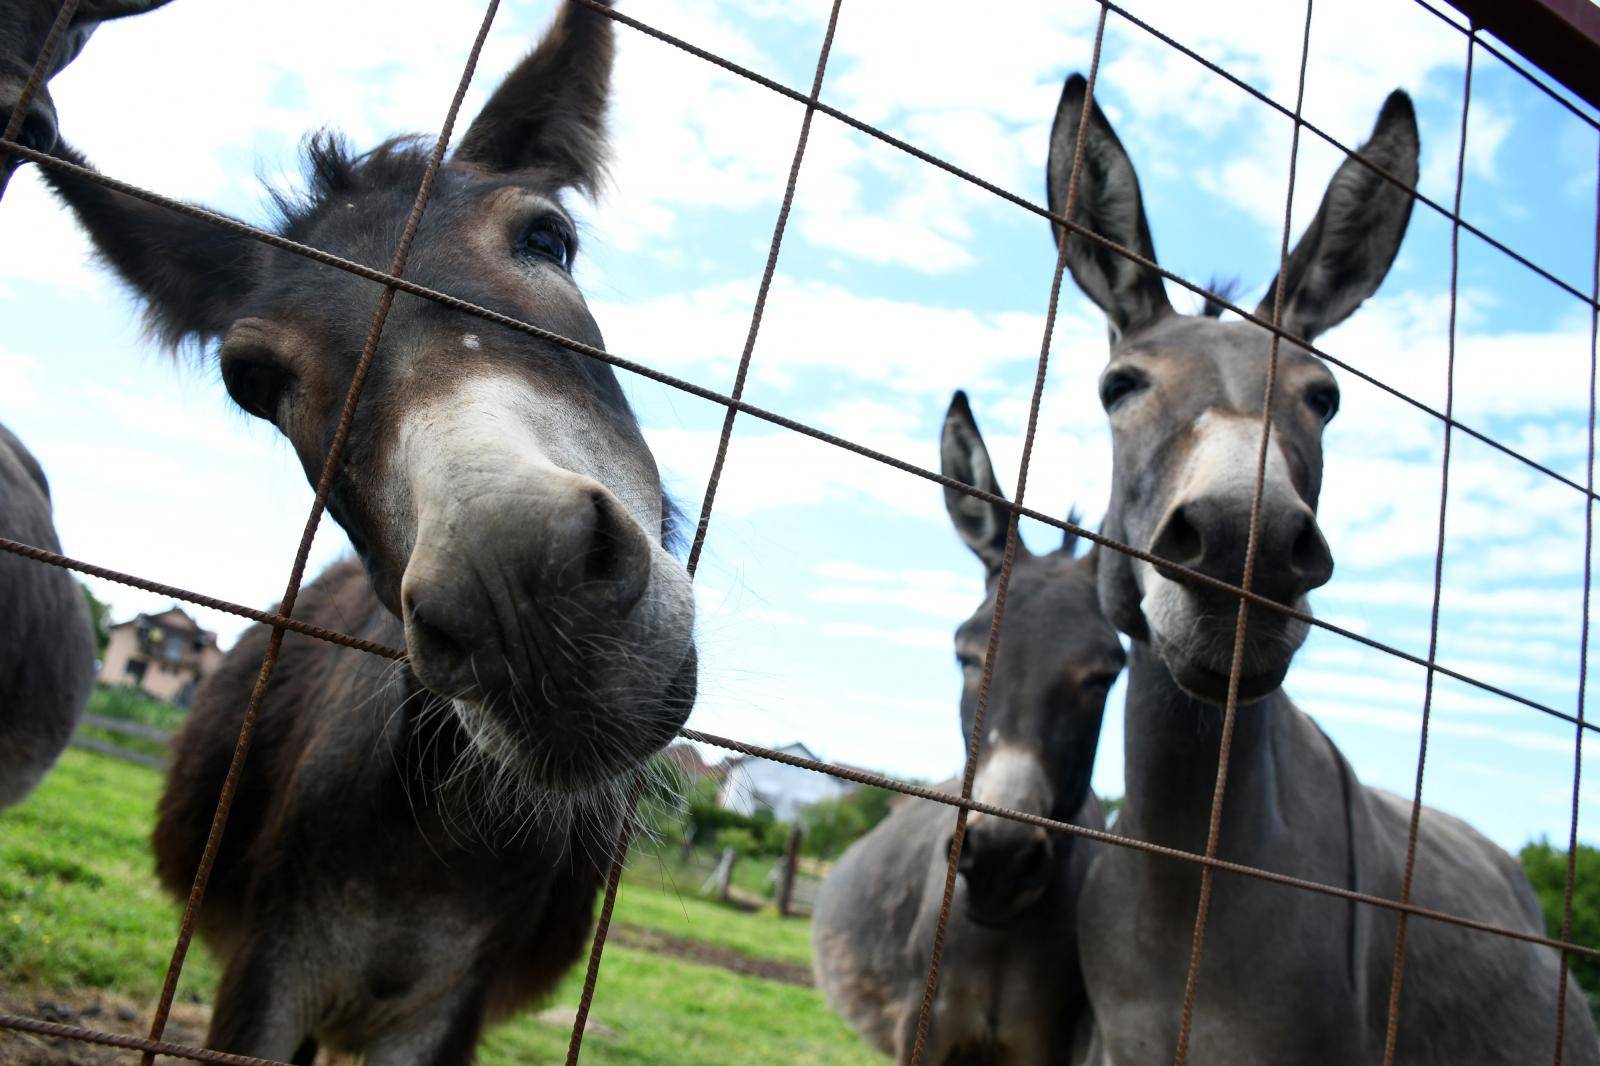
1047;73;1172;341
941;391;1015;575
453;0;613;194
42;143;261;346
1259;91;1419;342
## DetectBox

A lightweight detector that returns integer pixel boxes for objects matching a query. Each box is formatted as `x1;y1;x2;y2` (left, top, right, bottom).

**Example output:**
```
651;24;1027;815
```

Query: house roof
111;605;218;646
658;743;713;780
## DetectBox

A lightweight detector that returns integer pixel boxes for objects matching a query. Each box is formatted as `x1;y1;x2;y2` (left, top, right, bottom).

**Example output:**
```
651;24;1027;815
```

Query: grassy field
0;749;879;1064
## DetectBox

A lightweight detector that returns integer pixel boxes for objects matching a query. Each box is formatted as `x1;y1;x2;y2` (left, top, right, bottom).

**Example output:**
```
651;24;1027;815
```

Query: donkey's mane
267;132;436;244
1201;276;1242;319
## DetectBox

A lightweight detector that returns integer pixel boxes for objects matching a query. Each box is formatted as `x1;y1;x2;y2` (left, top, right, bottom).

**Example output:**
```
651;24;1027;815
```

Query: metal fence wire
0;0;1596;1063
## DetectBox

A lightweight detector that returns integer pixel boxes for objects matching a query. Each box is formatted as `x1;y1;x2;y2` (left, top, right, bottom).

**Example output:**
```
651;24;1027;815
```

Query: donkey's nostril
1151;503;1206;571
569;488;651;616
1289;510;1334;592
403;594;493;698
1014;837;1051;887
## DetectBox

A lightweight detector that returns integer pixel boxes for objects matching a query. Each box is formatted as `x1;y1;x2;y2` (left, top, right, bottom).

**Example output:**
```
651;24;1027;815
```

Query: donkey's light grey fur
1047;72;1600;1064
812;393;1124;1065
0;423;94;809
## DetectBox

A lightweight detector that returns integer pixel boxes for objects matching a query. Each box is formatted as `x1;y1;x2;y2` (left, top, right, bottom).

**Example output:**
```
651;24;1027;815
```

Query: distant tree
80;583;110;657
1101;794;1123;821
1520;837;1600;1023
801;786;894;859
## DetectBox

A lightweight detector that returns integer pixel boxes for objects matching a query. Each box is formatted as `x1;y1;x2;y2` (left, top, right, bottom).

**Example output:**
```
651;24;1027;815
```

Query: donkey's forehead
1118;315;1324;383
956;554;1106;650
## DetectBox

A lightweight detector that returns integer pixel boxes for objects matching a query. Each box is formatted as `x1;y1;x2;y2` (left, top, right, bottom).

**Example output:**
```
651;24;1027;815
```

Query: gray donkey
1045;72;1600;1064
44;3;697;1062
812;392;1125;1065
0;424;94;808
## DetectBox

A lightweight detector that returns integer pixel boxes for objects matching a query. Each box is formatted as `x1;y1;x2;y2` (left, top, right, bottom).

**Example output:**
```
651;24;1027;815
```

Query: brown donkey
44;4;697;1062
1046;74;1599;1064
811;393;1124;1064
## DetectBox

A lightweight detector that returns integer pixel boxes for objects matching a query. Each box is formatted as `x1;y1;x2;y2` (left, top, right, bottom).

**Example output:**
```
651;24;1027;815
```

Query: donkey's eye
515;215;575;270
1304;384;1340;425
1099;367;1148;412
221;357;293;423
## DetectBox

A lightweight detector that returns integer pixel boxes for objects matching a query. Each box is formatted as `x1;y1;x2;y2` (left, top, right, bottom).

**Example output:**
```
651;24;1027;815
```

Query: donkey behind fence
0;424;94;809
1045;74;1600;1064
812;392;1125;1065
40;2;698;1061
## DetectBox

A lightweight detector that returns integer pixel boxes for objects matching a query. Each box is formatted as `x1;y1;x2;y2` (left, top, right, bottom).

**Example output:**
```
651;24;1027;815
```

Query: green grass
0;749;217;1001
479;947;873;1065
611;876;815;967
0;749;881;1063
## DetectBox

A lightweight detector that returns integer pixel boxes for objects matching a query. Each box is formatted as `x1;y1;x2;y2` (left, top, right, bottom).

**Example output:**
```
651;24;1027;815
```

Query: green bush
1520;837;1600;1024
714;828;764;858
800;786;893;860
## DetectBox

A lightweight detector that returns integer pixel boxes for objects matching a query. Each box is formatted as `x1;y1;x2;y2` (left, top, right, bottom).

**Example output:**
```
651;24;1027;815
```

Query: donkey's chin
1142;575;1308;706
1155;640;1291;706
445;648;697;795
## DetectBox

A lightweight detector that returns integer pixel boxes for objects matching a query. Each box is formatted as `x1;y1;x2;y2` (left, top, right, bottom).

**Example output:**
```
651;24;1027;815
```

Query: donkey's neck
1118;641;1295;856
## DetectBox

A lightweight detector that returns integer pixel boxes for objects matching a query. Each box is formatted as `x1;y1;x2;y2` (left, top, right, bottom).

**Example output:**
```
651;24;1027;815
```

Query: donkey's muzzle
952;819;1055;927
400;474;655;709
1149;493;1333;606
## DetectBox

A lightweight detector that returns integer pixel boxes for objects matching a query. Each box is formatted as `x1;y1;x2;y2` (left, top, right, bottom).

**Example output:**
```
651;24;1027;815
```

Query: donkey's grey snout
1150;494;1332;604
953;820;1055;927
400;476;655;703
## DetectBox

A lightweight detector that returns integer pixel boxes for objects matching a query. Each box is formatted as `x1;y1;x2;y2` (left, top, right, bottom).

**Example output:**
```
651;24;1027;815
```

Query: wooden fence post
703;846;736;902
777;825;803;917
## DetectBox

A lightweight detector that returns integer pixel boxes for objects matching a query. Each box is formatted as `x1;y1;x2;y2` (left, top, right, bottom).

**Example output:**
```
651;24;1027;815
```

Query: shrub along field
0;749;880;1064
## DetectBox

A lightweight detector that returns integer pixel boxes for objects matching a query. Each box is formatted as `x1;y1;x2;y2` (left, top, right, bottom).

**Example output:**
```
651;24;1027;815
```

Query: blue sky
3;0;1599;856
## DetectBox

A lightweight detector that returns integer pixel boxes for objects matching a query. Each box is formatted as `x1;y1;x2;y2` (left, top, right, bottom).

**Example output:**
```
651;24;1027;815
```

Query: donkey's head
45;1;697;792
0;0;169;172
939;393;1124;926
1047;76;1417;705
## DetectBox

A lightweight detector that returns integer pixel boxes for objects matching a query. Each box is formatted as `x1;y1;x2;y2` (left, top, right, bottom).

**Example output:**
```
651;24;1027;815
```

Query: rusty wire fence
0;0;1597;1063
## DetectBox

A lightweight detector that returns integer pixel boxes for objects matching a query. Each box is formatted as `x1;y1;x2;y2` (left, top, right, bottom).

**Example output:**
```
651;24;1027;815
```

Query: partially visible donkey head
939;392;1124;926
0;0;171;171
1047;74;1418;704
45;1;697;793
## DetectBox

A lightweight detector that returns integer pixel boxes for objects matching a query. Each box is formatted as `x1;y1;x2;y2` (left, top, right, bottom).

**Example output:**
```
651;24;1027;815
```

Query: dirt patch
612;924;813;988
0;988;210;1065
0;990;360;1065
0;925;808;1062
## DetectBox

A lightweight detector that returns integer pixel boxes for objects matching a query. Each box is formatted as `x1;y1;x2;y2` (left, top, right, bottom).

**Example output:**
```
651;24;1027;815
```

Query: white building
716;741;849;823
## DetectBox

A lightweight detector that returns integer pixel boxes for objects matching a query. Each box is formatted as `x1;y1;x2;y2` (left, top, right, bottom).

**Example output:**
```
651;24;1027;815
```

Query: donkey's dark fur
45;3;698;1061
812;394;1124;1065
0;0;170;174
1046;73;1600;1063
0;423;94;809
